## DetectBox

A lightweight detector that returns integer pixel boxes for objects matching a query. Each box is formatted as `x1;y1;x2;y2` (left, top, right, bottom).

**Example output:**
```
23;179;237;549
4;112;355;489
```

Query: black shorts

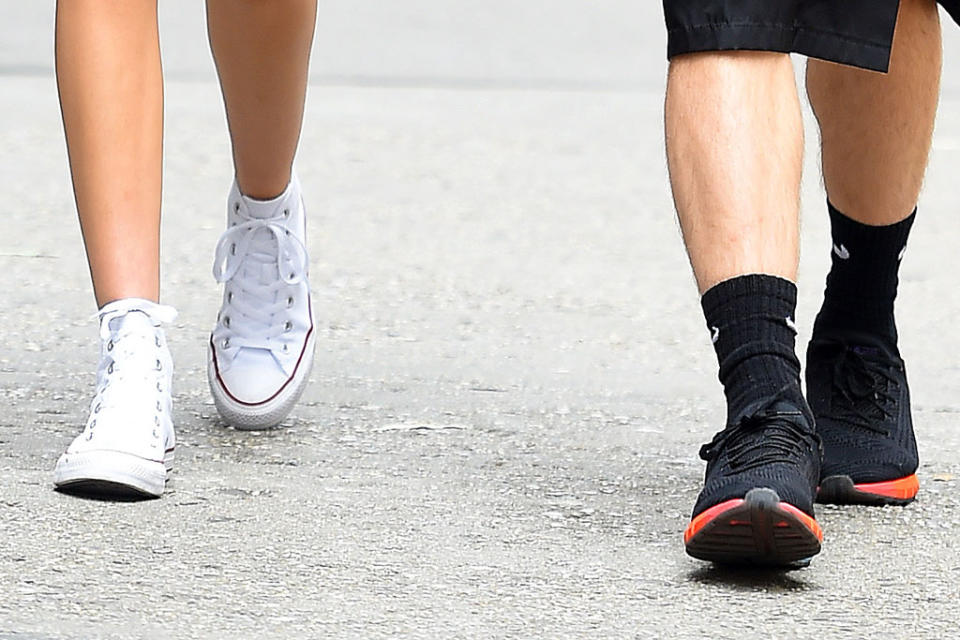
664;0;959;72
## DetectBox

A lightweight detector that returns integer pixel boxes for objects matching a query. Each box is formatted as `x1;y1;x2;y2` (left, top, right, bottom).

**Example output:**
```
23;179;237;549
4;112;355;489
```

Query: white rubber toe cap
213;348;291;405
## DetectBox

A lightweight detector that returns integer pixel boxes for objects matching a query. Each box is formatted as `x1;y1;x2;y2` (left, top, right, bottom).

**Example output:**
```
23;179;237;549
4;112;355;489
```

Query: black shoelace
824;343;899;435
699;390;815;472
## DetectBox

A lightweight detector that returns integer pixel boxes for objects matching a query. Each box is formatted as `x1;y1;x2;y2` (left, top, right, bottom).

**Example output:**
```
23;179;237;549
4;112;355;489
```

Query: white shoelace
87;302;177;437
212;215;308;352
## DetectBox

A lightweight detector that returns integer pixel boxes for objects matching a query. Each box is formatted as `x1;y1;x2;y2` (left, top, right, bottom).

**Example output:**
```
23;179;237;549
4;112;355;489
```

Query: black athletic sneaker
684;391;823;566
806;331;919;506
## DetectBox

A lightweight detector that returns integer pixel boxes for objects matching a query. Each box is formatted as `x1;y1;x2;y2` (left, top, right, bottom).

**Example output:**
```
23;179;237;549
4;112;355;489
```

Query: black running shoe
684;391;823;566
806;330;919;506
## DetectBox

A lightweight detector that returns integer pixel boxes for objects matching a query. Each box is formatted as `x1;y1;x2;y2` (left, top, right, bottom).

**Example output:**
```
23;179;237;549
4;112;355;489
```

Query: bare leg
668;51;822;565
56;0;163;306
206;0;318;199
807;0;941;224
205;0;319;430
803;0;941;509
53;1;176;498
666;51;803;293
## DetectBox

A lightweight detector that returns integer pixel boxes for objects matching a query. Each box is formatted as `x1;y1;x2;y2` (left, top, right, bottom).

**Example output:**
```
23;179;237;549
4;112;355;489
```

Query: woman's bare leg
206;0;317;199
56;0;163;306
53;1;177;498
204;0;319;430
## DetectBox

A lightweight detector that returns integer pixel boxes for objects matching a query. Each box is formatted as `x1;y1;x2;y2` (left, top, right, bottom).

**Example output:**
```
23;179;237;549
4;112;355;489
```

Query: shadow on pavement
686;564;818;592
54;483;159;503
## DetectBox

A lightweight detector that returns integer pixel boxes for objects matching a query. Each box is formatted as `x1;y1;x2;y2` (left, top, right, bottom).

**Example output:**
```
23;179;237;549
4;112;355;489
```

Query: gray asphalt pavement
3;2;960;638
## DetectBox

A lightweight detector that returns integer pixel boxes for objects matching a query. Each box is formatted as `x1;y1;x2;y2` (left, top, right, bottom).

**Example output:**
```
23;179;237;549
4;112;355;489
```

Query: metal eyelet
223;338;230;348
107;340;114;351
231;243;237;256
282;344;289;353
152;428;159;439
284;321;293;332
224;316;231;327
289;272;296;280
234;202;241;213
107;362;114;374
283;208;290;218
287;296;294;307
155;335;162;347
227;292;233;303
86;431;95;441
155;359;162;371
94;403;101;414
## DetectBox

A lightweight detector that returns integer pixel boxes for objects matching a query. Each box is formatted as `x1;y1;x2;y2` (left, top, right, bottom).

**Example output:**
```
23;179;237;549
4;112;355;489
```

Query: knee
668;50;793;82
670;50;790;69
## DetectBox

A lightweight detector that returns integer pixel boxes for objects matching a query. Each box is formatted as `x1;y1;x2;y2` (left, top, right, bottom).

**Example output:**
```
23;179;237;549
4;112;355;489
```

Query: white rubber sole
207;329;316;431
53;448;173;498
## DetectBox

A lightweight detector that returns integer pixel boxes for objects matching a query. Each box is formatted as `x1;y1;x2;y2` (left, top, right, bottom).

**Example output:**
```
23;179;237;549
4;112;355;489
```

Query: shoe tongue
241;188;291;220
109;310;154;334
235;239;280;286
258;261;278;285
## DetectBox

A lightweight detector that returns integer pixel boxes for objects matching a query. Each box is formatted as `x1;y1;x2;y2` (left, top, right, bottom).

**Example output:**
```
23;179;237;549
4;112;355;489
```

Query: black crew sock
813;201;915;348
702;274;806;425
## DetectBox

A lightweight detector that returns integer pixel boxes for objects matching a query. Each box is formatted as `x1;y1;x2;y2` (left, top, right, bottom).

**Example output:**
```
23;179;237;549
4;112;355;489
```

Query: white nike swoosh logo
785;317;797;334
833;243;850;260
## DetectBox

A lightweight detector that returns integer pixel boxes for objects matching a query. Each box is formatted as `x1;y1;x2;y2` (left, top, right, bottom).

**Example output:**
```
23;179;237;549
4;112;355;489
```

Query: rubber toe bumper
53;449;173;498
685;488;823;566
816;474;918;506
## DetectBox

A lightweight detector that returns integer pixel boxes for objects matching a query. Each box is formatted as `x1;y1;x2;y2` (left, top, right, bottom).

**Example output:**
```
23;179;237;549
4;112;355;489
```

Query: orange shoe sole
684;488;823;566
816;474;918;506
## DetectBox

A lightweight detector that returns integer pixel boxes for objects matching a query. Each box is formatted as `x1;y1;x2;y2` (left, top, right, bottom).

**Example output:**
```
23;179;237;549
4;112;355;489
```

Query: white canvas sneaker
208;175;315;429
54;298;177;498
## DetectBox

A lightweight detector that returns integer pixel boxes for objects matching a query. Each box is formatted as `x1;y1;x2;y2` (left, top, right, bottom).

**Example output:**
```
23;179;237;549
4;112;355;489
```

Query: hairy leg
669;51;821;565
56;0;163;306
807;0;942;224
803;0;941;508
206;0;318;199
666;51;803;293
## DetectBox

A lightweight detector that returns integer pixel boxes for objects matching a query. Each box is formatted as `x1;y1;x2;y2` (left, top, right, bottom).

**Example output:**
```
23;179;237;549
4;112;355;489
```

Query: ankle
234;169;295;201
701;274;804;423
815;201;914;346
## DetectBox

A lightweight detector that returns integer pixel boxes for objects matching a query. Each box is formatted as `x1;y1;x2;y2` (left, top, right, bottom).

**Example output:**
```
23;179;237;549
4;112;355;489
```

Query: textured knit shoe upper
60;299;177;463
806;330;918;484
692;391;822;519
209;176;314;412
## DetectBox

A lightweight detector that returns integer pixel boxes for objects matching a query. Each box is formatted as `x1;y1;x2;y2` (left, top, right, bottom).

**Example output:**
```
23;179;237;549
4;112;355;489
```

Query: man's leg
205;0;319;430
805;0;942;505
53;1;177;498
667;51;823;565
808;0;940;225
667;51;802;293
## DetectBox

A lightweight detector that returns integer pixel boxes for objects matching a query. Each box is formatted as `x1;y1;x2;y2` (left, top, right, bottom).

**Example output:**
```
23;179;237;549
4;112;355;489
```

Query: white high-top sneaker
208;175;315;429
54;298;177;498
